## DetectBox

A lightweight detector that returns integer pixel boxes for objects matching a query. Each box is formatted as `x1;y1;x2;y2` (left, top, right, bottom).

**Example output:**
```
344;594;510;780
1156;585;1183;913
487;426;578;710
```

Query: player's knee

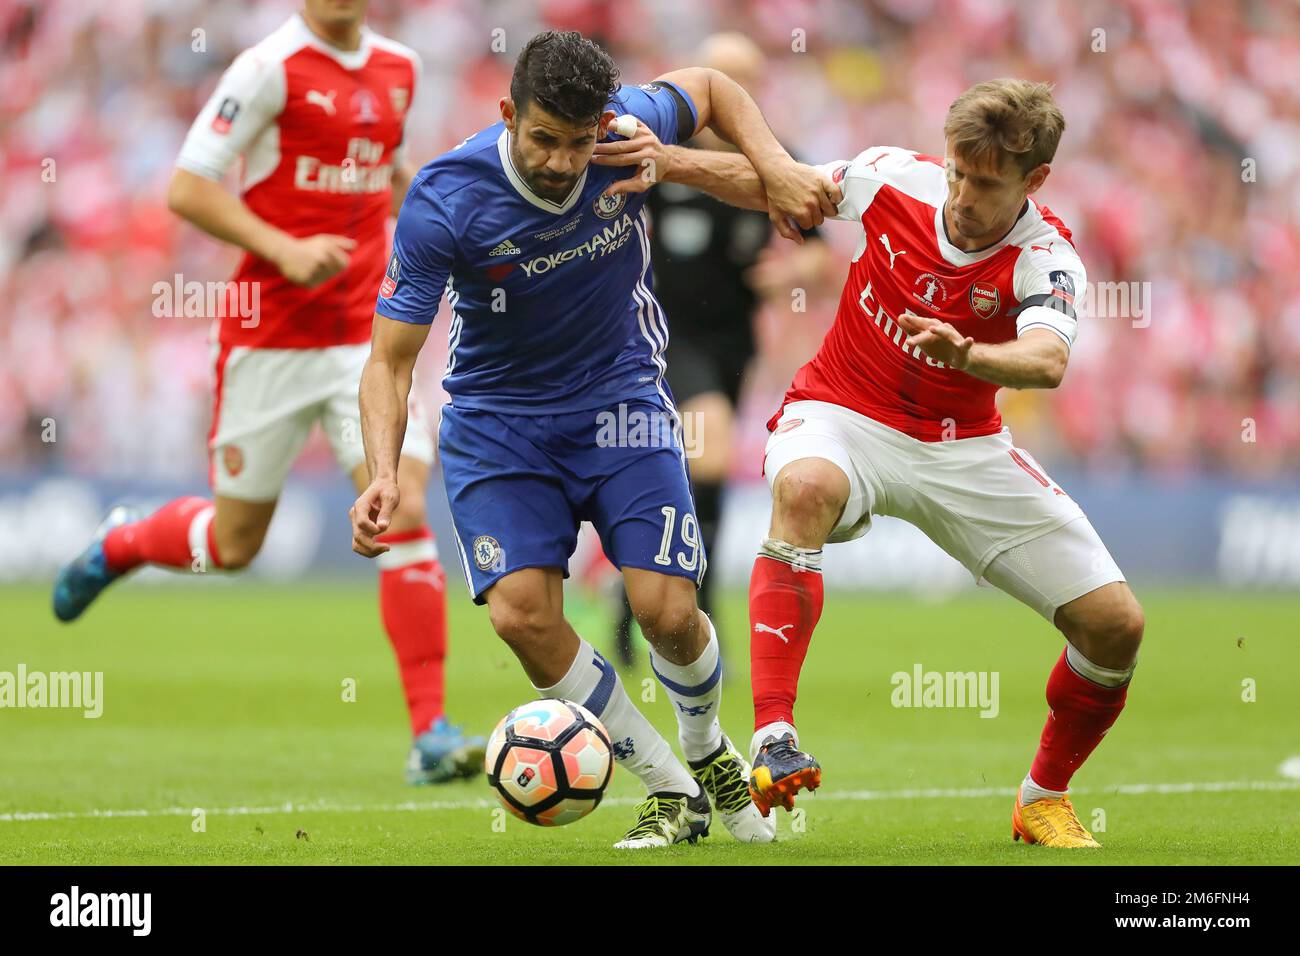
1063;593;1145;665
772;466;847;530
1109;599;1146;658
1096;597;1143;656
636;595;698;652
488;595;563;655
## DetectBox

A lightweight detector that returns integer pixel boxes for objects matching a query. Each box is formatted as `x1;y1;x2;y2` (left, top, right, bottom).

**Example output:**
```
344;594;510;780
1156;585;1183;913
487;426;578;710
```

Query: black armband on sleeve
1008;292;1077;320
657;82;697;143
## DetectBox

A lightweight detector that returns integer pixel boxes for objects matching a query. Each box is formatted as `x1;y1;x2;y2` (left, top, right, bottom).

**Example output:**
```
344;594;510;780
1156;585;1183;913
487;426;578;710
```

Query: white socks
1066;642;1135;687
1020;773;1067;806
534;638;697;796
649;614;724;764
750;721;799;763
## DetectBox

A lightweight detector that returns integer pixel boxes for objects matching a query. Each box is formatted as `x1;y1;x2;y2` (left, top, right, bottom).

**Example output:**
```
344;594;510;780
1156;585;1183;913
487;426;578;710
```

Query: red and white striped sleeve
176;47;287;182
1012;239;1087;349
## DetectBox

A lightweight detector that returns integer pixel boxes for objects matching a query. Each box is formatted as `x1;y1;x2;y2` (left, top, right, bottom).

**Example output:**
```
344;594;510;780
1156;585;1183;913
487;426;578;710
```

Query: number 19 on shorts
655;506;702;572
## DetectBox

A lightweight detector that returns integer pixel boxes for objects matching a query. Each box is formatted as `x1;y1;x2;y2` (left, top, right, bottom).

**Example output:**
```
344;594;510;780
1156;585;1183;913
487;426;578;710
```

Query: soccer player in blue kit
350;30;837;848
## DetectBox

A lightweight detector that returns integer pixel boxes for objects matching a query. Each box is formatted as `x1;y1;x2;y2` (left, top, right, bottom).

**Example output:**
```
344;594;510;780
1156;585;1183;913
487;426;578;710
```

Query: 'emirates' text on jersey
375;82;697;416
778;147;1086;441
176;14;418;349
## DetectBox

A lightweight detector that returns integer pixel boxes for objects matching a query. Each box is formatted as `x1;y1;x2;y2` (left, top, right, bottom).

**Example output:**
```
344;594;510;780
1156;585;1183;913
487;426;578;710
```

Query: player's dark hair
510;31;620;127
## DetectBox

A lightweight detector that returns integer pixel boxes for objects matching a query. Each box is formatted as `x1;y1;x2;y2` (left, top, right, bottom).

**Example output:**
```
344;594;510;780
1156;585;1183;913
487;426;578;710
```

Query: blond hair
944;79;1065;177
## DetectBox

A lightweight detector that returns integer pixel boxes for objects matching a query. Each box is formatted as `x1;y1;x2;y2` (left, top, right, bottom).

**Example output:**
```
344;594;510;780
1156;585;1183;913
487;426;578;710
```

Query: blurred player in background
599;78;1146;848
51;0;485;786
351;30;836;848
602;32;829;665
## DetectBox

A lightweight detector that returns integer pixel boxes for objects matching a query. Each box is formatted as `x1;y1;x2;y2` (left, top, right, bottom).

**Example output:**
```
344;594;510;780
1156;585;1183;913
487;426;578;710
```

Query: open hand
590;118;671;198
897;310;975;370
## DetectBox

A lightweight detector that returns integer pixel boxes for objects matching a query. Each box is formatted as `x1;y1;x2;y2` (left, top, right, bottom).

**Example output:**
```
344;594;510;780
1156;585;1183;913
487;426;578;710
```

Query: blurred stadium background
2;0;1299;592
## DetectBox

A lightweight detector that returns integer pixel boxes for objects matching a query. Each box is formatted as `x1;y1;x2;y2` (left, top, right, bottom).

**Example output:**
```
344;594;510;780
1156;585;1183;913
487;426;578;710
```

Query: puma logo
305;89;337;115
1030;242;1055;254
401;568;444;589
879;233;906;270
753;622;793;643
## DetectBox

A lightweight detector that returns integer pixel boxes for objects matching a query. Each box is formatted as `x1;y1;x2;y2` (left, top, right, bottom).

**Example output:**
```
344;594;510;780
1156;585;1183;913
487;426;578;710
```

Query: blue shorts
438;399;706;604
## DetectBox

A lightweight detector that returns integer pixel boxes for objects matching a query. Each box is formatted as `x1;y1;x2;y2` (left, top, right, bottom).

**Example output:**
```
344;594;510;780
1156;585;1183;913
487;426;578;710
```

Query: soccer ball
485;698;614;827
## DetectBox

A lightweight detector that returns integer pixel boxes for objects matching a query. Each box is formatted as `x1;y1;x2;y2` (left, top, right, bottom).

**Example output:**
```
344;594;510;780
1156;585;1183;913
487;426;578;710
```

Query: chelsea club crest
593;191;627;219
473;535;502;571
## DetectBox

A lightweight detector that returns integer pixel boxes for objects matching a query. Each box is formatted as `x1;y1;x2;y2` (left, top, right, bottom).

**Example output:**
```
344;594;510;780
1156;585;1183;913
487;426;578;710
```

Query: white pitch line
2;779;1297;824
830;780;1300;801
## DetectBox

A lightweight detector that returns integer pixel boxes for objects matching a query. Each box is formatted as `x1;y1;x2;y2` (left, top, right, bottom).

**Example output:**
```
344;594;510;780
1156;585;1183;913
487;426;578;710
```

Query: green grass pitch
2;581;1297;865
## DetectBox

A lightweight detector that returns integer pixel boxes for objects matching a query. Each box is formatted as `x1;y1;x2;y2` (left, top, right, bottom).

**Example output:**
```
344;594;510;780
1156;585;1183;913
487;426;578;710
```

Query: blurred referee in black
612;32;829;665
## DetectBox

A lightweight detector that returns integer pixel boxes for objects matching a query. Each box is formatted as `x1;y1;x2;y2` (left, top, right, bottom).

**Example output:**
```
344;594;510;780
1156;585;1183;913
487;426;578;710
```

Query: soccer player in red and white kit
52;0;485;785
597;78;1145;847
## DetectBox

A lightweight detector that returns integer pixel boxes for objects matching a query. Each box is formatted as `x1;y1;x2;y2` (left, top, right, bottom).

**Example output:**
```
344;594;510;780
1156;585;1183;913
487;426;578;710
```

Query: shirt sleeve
176;48;286;181
374;177;455;325
614;81;698;147
813;147;900;222
1011;241;1087;349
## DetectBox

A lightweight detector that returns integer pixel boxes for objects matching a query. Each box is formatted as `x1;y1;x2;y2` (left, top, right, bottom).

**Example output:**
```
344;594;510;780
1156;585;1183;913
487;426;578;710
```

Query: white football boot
613;787;711;849
690;736;777;843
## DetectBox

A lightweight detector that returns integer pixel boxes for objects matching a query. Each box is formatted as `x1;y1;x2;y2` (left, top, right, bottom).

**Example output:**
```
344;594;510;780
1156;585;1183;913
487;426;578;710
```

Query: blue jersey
376;81;698;415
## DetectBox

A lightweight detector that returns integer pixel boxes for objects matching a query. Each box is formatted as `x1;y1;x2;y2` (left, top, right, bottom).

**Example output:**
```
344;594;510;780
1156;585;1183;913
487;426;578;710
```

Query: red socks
377;527;447;736
102;496;221;573
749;533;1129;793
1030;647;1129;791
749;543;824;731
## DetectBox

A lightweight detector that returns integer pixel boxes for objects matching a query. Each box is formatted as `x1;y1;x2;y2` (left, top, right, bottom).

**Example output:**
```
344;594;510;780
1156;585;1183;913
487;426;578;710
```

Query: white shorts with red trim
763;400;1124;621
208;342;434;502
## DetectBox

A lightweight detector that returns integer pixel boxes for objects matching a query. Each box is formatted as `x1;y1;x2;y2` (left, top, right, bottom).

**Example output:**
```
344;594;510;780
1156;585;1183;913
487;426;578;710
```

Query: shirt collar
496;128;588;215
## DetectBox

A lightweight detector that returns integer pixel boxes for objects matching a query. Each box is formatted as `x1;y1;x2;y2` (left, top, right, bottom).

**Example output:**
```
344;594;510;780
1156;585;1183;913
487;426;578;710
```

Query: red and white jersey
775;147;1086;441
177;14;418;349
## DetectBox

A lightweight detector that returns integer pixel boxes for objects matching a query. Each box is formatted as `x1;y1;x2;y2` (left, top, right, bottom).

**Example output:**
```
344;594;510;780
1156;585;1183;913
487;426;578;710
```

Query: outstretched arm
662;146;771;212
592;122;839;241
593;68;838;240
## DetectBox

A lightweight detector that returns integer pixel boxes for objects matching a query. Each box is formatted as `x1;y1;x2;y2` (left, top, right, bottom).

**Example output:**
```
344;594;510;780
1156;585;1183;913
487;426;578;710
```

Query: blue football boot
52;505;141;623
406;716;488;785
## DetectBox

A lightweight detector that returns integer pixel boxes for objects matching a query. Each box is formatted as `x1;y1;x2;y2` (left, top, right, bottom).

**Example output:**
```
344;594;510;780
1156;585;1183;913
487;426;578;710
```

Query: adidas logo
489;239;521;257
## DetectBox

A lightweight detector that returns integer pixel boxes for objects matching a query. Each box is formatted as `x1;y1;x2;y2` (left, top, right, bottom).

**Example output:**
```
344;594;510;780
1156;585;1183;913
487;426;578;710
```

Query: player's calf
640;601;720;763
485;568;576;682
629;577;706;664
1015;588;1143;845
208;497;277;570
628;574;723;764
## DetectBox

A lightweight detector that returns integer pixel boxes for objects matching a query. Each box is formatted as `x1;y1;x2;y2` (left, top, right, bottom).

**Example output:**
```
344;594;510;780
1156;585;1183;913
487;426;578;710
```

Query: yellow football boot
1012;785;1102;848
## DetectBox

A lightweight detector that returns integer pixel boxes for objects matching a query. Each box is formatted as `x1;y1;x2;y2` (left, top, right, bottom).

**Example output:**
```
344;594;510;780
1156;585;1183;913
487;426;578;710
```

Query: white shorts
763;400;1125;621
208;342;434;501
